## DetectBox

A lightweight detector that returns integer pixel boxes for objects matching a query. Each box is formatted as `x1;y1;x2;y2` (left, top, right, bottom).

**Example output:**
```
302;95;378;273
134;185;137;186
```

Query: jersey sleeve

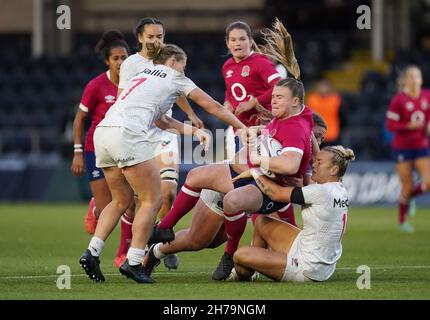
386;94;409;132
278;122;306;156
174;73;198;97
118;59;134;90
79;80;98;113
301;183;327;205
253;57;281;107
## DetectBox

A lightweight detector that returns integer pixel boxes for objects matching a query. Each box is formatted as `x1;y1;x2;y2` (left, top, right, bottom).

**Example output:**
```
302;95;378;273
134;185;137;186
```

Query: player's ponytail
260;17;301;80
147;42;187;65
95;29;129;61
323;145;355;178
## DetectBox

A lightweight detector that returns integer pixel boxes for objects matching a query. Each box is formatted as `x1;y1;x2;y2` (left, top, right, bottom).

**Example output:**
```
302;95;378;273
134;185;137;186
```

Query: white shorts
153;129;179;157
200;189;225;217
94;126;157;168
281;233;311;283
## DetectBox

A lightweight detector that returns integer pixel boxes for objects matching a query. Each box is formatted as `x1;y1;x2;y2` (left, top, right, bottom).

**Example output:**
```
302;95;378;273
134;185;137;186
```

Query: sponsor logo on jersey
140;68;167;78
269;129;277;138
105;95;115;103
241;65;250;77
333;198;349;208
406;101;414;111
411;110;425;123
226;70;233;78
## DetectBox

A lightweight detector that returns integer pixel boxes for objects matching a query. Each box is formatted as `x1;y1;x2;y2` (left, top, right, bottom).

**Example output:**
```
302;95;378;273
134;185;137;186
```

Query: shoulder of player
86;72;107;89
222;57;235;70
421;88;430;97
251;53;275;66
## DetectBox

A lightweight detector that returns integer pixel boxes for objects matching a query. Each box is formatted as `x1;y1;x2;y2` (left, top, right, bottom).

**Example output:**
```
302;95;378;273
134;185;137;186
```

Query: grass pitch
0;203;429;300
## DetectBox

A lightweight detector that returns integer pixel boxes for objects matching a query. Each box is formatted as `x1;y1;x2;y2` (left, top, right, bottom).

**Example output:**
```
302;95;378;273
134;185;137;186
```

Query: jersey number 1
121;77;147;100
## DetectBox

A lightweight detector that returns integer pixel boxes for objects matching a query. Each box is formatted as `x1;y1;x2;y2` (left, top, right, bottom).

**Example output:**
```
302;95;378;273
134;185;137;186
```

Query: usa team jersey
297;182;348;281
119;53;173;118
99;64;197;136
223;52;281;127
261;106;314;184
80;71;118;152
386;89;430;149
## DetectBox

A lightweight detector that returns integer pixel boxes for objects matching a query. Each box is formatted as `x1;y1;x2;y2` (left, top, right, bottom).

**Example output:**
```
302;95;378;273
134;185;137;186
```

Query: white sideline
1;265;430;280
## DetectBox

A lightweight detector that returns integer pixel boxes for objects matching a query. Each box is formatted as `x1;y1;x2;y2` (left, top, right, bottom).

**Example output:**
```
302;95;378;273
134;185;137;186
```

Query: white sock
88;236;104;257
153;243;167;259
127;247;147;266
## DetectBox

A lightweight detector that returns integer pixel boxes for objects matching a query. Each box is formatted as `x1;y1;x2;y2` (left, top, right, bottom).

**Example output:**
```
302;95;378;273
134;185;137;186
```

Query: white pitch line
0;271;207;280
1;266;429;280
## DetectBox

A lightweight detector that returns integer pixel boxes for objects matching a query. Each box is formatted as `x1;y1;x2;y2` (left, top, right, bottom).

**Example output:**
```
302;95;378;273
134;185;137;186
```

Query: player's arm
252;151;302;176
188;87;247;132
251;169;304;203
175;95;205;129
71;106;89;176
155;115;211;151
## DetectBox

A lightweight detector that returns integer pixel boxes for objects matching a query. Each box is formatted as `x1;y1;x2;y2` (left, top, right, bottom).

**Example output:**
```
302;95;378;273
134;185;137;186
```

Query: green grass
0;203;429;300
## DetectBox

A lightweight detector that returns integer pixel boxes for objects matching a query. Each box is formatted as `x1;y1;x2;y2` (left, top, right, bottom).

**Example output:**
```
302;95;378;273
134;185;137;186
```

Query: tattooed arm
250;169;295;203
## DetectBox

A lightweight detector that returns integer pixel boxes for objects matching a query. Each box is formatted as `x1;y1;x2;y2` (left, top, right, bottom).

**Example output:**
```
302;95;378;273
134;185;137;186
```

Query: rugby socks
411;183;424;197
88;236;104;257
278;205;296;226
153;243;167;259
398;200;409;224
224;211;247;256
251;213;258;225
116;213;133;258
158;183;201;229
127;247;147;266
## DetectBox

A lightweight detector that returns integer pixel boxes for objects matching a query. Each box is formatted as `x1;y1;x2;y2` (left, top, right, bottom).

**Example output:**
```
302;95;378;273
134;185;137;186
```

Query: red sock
411;183;424;197
158;183;201;229
116;213;133;258
224;212;247;256
398;201;409;224
251;213;258;225
278;204;296;226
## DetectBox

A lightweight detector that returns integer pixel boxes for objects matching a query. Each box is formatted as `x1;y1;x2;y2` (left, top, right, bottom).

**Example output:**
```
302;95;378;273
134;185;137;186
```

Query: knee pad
160;167;178;185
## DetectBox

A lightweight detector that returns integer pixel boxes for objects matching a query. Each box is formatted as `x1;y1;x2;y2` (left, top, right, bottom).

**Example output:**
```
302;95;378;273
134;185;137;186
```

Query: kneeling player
233;146;354;282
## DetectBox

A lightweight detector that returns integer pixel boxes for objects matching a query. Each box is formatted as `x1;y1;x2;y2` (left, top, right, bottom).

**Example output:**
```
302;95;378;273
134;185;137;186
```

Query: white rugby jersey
119;53;173;117
297;182;348;281
99;64;197;136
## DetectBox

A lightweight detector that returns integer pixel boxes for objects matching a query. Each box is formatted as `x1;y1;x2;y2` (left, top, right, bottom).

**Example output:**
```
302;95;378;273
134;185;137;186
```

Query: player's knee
422;179;430;192
401;184;413;199
233;247;252;265
112;195;132;213
223;192;242;214
161;186;176;209
185;166;205;186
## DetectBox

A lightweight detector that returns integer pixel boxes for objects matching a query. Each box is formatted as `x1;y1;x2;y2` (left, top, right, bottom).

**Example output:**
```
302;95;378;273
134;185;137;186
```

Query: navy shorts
85;152;105;181
229;165;289;215
392;148;429;163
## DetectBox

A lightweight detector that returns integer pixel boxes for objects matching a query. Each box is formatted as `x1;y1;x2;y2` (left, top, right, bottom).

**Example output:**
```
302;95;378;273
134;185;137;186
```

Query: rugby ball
257;136;283;178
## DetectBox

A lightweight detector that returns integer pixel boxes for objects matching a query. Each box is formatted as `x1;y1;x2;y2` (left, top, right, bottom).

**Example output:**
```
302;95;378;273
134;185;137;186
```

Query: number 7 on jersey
121;77;147;101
